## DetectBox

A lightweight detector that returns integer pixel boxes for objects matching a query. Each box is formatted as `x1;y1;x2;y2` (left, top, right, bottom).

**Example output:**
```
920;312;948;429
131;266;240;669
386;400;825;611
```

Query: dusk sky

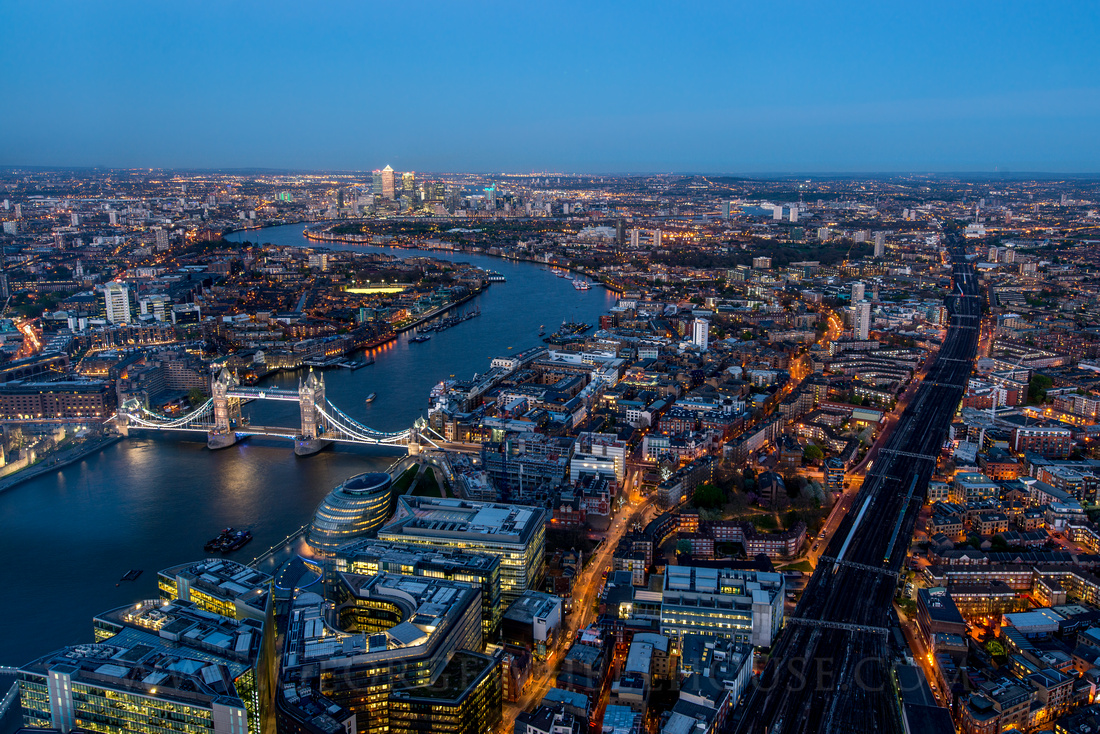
2;1;1098;173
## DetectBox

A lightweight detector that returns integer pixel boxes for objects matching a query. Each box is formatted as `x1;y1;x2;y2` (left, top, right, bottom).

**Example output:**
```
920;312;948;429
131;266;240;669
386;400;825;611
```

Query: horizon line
2;164;1100;180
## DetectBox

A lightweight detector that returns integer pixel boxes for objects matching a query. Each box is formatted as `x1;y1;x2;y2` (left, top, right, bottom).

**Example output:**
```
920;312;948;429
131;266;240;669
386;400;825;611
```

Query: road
896;607;947;707
735;232;981;733
807;322;937;566
15;318;42;358
503;487;655;729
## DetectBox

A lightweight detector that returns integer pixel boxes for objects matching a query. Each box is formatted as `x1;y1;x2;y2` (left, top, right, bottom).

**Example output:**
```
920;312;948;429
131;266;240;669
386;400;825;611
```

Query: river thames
0;224;614;665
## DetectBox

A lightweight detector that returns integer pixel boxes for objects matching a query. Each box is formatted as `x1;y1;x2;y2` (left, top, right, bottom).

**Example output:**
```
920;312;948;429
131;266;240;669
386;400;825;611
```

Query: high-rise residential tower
853;300;872;341
692;318;710;351
101;281;131;324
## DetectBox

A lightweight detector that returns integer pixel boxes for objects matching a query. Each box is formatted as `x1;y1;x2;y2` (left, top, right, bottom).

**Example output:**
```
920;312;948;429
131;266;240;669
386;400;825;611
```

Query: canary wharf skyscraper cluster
2;2;1097;733
3;167;1100;734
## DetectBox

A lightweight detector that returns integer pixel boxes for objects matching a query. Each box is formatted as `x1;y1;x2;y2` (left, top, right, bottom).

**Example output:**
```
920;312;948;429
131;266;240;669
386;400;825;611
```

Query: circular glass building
306;472;393;555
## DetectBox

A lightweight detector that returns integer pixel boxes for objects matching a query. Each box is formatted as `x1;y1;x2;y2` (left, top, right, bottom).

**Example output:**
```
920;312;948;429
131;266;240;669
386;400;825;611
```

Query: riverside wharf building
20;599;274;734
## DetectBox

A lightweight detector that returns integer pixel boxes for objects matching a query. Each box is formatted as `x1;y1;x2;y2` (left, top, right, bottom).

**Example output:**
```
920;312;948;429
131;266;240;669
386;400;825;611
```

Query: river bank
244;219;626;294
0;434;122;495
1;228;614;666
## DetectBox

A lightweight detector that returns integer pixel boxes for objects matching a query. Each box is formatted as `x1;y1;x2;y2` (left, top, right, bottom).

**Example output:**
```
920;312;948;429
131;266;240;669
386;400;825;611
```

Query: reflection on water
0;224;614;665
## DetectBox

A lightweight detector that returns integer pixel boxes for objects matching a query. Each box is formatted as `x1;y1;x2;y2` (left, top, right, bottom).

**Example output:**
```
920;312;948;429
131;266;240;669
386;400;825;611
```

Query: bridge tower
407;416;426;456
296;368;332;456
209;368;242;449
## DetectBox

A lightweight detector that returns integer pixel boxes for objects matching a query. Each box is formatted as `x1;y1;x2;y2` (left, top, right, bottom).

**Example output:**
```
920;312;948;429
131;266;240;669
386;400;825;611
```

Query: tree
675;539;692;555
693;482;724;509
803;445;824;463
1028;374;1053;404
187;387;207;406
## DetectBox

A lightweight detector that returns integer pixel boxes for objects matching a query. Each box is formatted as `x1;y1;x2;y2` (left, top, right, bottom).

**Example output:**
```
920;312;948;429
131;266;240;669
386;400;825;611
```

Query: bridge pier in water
208;368;242;450
294;368;332;456
120;367;421;454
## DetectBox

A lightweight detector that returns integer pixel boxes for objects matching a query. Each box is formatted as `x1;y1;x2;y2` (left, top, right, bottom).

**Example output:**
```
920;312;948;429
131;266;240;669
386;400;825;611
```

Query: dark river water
0;224;614;666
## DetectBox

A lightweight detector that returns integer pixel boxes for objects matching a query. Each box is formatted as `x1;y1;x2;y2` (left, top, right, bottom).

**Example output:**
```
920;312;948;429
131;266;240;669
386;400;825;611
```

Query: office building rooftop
918;587;967;626
383;495;544;545
158;558;271;618
331;537;500;574
285;572;481;667
23;599;264;708
503;591;562;626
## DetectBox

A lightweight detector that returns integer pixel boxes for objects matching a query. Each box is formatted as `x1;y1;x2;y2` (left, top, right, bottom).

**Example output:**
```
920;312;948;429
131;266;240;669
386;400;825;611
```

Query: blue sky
2;1;1098;172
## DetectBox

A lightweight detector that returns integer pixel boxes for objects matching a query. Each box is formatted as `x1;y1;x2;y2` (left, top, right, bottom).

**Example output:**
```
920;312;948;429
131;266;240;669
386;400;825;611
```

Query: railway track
734;234;980;733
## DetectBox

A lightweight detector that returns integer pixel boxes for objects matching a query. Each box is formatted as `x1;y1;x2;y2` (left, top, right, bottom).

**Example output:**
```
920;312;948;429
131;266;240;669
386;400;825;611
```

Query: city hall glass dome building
307;472;393;555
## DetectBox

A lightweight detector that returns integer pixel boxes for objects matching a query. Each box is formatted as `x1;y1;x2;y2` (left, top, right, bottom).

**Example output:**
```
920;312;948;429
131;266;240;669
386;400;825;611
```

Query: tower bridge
115;368;441;456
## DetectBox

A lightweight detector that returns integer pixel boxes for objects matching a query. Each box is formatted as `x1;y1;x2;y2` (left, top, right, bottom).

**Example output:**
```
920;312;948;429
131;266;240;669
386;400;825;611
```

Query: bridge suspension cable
120;399;214;429
317;401;411;444
116;392;424;450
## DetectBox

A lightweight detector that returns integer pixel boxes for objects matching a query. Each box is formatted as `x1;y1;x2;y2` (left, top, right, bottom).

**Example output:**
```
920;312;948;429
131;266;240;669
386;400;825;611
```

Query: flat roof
543;687;589;710
381;496;544;545
1003;608;1064;631
918;587;966;625
288;572;481;666
161;558;272;602
504;591;561;624
23;600;263;706
333;538;500;572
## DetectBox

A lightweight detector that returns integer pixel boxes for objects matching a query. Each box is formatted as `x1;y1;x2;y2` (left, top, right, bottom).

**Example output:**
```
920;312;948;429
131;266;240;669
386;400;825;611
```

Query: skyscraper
851;281;865;303
874;231;886;257
402;171;415;193
101;281;131;324
381;165;396;199
692;318;710;351
629;228;662;248
372;170;383;195
853;300;872;341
